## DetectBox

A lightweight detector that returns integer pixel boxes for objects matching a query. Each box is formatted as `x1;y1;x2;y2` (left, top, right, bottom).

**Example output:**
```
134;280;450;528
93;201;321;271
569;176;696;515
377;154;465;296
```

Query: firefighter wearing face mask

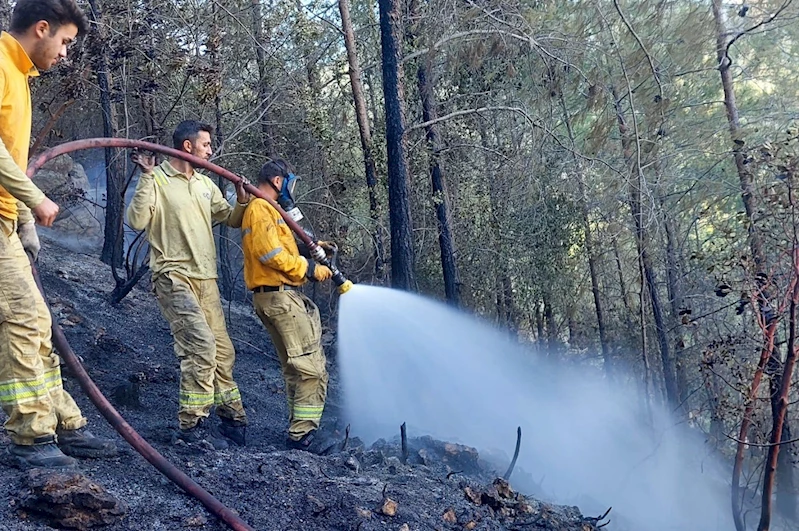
241;159;338;455
126;120;249;448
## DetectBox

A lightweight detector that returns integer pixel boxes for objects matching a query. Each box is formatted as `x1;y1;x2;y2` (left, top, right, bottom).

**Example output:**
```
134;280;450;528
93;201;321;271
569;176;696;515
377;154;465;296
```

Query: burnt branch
503;426;522;481
340;424;351;452
400;422;408;464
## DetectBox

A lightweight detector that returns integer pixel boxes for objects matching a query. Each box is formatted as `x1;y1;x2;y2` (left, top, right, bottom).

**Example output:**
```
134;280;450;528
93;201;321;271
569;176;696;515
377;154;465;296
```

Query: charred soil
0;238;603;531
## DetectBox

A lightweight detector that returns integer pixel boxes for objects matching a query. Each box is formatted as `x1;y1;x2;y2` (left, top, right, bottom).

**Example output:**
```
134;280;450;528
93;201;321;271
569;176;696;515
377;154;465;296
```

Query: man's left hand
235;178;250;204
318;240;338;258
18;220;41;261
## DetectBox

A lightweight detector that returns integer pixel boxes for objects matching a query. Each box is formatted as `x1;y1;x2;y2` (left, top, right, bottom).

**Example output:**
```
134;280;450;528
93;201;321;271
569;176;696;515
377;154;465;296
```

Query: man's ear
182;139;193;153
33;20;50;39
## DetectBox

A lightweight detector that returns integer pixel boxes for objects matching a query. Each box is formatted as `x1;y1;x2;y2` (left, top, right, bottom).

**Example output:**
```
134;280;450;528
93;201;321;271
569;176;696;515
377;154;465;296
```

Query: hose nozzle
338;279;354;295
313;240;354;295
331;269;353;294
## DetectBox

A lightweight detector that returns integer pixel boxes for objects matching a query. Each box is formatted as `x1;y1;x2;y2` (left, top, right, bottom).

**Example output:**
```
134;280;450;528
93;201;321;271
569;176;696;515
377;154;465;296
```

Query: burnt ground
0;237;604;531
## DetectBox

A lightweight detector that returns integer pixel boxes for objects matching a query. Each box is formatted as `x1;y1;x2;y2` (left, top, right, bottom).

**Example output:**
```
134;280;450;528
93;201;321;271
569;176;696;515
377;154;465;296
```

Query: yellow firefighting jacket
126;160;247;280
241;198;309;290
0;32;45;223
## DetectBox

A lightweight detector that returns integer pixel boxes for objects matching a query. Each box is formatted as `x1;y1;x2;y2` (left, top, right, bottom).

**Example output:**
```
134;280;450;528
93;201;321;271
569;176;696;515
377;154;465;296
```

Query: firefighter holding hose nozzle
241;159;341;455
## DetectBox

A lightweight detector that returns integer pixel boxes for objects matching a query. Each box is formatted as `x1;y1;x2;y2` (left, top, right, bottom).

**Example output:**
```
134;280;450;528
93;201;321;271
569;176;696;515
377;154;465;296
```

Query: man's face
30;22;78;71
188;131;213;160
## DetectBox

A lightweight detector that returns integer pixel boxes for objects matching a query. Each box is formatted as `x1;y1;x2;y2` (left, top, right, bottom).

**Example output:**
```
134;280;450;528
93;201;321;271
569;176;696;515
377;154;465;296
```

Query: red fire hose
27;259;255;531
28;138;353;290
23;137;355;531
27;138;319;251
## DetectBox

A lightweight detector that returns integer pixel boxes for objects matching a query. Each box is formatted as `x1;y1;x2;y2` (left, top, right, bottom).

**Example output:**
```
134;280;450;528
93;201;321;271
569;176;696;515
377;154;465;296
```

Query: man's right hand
313;264;334;282
130;150;155;174
31;197;59;227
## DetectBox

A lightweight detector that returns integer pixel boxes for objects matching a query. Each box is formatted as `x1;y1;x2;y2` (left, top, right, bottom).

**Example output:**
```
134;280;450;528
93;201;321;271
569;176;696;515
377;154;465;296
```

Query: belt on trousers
252;285;295;293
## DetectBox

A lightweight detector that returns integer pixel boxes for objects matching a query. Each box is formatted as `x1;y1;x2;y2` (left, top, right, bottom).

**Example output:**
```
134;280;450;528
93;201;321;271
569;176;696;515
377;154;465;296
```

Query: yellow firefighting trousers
253;289;328;441
153;272;247;429
0;217;86;445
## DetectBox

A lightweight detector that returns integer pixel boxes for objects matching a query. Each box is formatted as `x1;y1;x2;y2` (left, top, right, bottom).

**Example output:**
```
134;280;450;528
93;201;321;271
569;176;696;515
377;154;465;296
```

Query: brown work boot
57;427;118;459
287;430;339;456
8;439;78;470
218;418;246;447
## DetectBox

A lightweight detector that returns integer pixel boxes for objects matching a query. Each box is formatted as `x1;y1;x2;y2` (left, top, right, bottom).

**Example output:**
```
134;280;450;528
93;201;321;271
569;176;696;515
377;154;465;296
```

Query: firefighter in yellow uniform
127;121;249;448
0;0;117;469
242;159;337;454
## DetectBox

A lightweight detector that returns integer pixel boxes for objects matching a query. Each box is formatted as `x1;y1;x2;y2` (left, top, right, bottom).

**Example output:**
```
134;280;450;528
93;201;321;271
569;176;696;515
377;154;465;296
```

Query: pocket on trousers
258;292;293;320
0;291;9;357
287;350;326;380
281;293;322;358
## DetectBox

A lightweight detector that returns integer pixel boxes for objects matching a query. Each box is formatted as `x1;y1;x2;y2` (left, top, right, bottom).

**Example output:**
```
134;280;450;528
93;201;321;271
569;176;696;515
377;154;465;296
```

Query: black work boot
57;426;118;459
8;438;78;470
218;418;246;447
173;419;228;451
287;430;339;456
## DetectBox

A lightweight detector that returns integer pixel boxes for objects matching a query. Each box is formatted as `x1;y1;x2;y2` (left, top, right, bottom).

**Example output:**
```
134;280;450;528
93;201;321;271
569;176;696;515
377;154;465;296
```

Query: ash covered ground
0;237;604;531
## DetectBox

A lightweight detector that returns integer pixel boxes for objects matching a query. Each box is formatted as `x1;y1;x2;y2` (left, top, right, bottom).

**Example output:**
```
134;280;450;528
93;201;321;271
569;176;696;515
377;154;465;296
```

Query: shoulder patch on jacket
152;167;169;187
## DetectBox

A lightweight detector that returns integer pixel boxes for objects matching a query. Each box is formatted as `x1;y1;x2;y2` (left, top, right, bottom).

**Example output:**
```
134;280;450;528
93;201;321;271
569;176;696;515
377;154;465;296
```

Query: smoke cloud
338;285;733;531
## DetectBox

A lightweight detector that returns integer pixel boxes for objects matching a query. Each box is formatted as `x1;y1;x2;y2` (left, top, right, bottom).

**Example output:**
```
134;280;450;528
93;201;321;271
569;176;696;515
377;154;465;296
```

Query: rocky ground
0;236;606;531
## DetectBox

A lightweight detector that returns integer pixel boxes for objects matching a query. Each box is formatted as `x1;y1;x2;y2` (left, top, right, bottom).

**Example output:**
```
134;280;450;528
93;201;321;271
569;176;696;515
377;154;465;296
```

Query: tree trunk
759;255;799;530
338;0;386;282
251;0;276;156
535;303;544;345
711;2;794;527
210;4;234;301
711;0;764;269
404;0;458;304
612;233;637;337
378;0;416;290
0;0;10;30
701;349;726;447
612;87;678;409
662;198;690;415
89;0;124;269
544;292;557;356
558;93;611;377
416;56;460;305
767;351;797;523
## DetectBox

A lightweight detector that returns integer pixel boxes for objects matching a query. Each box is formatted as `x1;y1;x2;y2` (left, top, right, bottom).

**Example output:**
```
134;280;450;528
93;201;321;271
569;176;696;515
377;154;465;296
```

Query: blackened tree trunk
378;0;416;291
89;0;124;268
416;58;460;305
544;292;558;356
612;87;678;409
251;0;275;157
339;0;386;281
210;3;234;301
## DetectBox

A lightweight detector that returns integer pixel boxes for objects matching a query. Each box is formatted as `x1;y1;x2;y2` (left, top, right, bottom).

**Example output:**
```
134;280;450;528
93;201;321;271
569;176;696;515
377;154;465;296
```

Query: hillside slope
0;237;603;531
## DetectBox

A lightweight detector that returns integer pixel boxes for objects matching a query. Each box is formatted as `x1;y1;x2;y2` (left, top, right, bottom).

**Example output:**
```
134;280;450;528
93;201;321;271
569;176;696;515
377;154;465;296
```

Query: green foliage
25;0;799;447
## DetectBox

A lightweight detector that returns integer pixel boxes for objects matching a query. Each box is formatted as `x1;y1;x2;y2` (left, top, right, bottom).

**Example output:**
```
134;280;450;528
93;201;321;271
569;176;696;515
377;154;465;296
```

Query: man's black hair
258;159;293;185
11;0;90;37
172;120;214;150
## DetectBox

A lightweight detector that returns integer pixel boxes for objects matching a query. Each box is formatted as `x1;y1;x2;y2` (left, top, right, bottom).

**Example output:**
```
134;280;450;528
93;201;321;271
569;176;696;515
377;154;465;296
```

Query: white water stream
338;285;732;531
